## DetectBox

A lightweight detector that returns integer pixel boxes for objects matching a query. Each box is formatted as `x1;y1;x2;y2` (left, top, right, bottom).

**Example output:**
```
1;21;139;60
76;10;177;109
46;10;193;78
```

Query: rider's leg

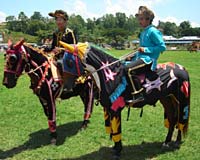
125;59;151;103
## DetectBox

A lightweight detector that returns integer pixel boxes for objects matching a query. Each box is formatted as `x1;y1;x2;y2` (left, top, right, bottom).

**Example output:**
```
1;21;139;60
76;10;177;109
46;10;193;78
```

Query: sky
0;0;199;27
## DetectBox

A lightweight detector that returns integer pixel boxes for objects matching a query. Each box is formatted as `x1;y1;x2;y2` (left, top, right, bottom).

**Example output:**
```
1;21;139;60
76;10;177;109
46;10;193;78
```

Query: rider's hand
138;47;145;53
126;57;132;61
52;47;60;54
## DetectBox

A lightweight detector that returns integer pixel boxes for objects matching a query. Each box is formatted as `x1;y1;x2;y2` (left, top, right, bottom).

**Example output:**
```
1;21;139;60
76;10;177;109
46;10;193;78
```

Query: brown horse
2;40;95;144
60;42;190;159
188;41;200;52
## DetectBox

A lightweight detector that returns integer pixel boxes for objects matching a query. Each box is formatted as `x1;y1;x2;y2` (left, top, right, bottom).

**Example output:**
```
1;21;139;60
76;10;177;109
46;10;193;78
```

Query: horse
2;40;95;144
60;41;191;158
188;41;200;52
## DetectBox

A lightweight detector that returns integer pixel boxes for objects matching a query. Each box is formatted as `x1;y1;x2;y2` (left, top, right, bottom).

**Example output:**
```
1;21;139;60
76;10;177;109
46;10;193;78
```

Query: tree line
5;11;200;45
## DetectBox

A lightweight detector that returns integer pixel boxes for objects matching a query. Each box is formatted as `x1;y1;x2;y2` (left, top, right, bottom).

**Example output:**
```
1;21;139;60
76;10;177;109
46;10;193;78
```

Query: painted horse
60;41;190;158
2;40;95;144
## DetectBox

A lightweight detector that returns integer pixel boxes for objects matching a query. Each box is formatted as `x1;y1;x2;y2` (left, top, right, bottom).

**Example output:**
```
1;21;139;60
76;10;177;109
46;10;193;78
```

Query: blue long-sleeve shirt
133;25;166;71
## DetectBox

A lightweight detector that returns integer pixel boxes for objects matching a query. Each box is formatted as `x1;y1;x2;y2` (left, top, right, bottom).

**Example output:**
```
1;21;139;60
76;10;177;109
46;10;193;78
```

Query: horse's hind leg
160;96;178;147
80;80;94;130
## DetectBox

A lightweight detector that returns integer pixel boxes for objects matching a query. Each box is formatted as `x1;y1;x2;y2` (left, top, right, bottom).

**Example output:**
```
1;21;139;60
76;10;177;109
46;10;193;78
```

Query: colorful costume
125;6;166;103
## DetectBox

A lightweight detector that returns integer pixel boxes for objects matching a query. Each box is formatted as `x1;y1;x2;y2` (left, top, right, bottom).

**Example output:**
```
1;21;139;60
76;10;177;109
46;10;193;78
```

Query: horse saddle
134;71;163;94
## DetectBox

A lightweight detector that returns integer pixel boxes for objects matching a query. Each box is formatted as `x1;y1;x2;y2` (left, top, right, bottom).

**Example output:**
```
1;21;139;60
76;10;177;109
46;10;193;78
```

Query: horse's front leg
39;91;57;145
104;107;122;157
104;107;112;137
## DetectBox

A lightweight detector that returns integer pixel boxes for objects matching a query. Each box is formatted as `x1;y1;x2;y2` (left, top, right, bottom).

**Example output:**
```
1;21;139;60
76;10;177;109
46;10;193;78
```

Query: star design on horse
51;82;59;91
101;61;117;82
143;77;163;93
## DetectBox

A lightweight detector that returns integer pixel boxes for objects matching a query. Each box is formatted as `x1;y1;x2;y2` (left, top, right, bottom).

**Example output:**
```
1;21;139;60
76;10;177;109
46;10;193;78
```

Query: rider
48;10;77;51
47;10;78;92
126;6;166;103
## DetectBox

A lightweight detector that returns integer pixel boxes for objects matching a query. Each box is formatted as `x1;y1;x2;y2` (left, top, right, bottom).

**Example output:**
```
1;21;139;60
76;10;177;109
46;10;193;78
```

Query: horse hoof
162;142;170;149
51;138;57;145
79;124;87;132
112;154;121;160
112;141;122;156
79;120;90;131
173;141;181;149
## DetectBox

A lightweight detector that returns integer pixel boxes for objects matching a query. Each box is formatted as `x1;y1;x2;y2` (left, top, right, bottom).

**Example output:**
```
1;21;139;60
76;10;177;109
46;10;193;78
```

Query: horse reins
21;45;52;91
83;50;138;78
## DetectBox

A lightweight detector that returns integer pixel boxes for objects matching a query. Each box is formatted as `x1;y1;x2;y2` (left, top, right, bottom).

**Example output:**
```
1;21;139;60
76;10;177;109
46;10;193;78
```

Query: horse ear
8;39;13;48
14;39;25;50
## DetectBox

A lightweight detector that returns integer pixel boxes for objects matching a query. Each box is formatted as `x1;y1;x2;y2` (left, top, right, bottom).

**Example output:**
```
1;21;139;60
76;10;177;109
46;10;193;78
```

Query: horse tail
182;79;190;136
175;65;191;136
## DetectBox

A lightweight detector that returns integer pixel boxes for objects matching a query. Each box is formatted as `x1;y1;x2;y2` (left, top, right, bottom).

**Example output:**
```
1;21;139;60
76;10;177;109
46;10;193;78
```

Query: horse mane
23;43;49;58
90;44;118;60
23;43;48;65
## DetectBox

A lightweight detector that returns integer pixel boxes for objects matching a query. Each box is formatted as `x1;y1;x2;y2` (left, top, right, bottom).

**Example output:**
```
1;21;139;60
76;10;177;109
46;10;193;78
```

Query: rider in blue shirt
126;6;166;103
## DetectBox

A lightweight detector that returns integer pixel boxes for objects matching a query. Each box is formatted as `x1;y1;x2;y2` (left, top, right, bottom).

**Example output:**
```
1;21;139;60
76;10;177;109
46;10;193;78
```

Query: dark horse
60;42;190;158
2;40;94;144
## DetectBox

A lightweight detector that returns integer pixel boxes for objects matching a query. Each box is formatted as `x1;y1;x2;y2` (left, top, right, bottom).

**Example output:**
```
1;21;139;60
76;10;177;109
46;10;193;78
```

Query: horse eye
9;54;17;64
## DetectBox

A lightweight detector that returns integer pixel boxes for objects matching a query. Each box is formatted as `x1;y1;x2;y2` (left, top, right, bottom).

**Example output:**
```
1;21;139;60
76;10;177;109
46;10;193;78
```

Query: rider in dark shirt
48;10;78;91
47;10;77;52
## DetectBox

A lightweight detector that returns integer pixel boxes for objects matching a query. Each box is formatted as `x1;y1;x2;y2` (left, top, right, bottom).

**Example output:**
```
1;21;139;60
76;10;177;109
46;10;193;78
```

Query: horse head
3;40;26;88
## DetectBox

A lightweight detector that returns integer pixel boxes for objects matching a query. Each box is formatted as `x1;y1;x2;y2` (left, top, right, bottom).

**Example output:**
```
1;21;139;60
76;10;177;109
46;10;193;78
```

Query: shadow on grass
53;141;176;160
0;121;82;159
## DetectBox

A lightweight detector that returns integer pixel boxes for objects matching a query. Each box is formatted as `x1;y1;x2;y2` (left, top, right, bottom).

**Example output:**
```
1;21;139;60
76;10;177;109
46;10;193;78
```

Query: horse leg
104;107;122;158
160;96;177;147
104;107;112;138
39;90;57;144
80;80;94;130
110;110;122;158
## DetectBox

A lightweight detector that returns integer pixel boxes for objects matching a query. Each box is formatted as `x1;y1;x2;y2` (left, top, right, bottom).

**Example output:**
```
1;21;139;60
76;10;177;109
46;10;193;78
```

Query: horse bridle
4;47;25;77
4;45;51;92
20;45;52;91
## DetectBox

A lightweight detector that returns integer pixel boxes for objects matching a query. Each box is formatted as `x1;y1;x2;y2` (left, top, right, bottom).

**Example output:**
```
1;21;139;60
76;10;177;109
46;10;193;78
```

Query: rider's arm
143;30;166;54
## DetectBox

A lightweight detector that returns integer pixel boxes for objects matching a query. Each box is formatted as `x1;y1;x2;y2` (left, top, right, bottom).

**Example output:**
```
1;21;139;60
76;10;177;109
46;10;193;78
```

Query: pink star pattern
101;61;117;82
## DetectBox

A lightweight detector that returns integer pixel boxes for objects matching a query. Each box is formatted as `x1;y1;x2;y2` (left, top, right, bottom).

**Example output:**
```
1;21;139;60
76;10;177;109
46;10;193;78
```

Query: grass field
0;50;200;160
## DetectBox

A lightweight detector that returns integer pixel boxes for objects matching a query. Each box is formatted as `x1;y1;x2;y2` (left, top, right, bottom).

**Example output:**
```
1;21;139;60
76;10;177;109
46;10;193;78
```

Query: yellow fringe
111;117;120;133
59;41;88;60
177;123;185;131
105;126;112;134
164;118;170;128
112;134;121;142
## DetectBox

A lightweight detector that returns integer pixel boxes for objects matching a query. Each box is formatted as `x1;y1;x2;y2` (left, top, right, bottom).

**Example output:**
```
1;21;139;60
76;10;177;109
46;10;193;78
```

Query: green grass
0;50;200;160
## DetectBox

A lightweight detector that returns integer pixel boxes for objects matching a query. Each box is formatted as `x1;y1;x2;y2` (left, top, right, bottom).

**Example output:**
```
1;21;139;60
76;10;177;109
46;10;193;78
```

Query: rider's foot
63;88;73;92
126;94;144;104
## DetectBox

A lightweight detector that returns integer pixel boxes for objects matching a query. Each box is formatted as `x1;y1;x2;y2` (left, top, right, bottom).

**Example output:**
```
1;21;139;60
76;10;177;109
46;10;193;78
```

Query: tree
18;12;28;33
68;14;86;39
27;20;46;36
179;21;191;30
5;16;17;31
101;14;116;29
125;15;139;35
6;16;16;22
179;21;192;36
103;28;128;46
158;21;178;36
115;12;127;28
30;11;43;21
18;12;28;21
